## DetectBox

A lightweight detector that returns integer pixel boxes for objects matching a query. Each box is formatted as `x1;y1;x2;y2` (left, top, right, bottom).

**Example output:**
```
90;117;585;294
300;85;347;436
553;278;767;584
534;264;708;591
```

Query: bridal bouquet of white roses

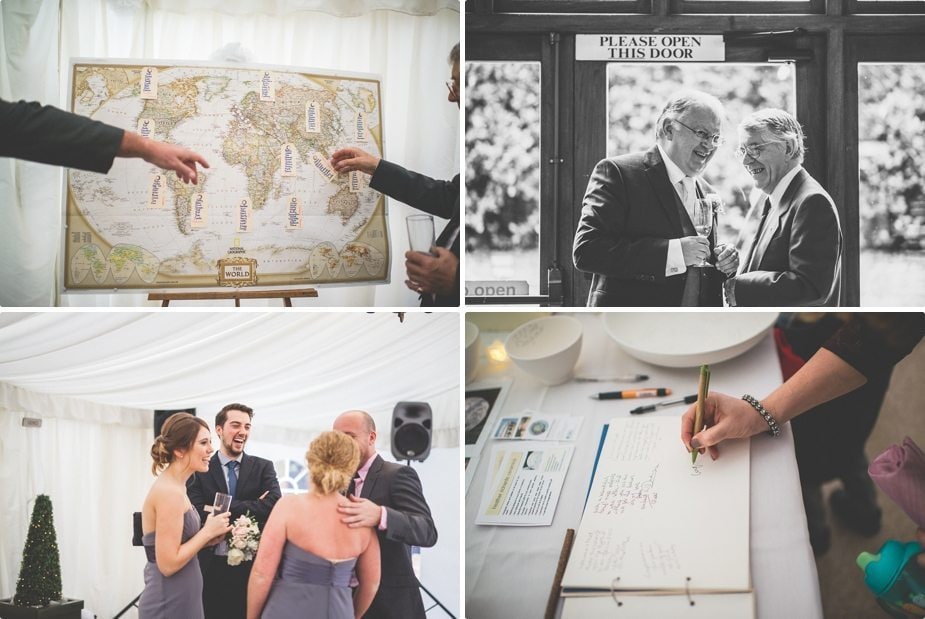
226;511;260;566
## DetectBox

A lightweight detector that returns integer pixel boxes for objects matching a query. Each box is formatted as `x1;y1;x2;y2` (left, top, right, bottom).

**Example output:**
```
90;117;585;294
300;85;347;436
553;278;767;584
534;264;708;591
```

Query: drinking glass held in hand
693;199;714;267
213;492;231;515
406;214;435;255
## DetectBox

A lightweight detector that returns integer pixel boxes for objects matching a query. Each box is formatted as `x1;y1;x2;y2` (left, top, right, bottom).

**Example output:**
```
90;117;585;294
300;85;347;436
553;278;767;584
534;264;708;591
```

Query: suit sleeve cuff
665;239;686;277
378;506;388;531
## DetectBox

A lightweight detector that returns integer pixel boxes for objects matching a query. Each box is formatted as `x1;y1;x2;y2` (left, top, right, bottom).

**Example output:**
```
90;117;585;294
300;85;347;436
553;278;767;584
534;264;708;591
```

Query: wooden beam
467;14;925;34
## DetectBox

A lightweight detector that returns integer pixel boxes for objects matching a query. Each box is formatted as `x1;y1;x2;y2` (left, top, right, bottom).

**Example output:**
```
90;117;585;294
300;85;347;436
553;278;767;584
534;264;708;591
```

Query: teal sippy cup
857;540;925;618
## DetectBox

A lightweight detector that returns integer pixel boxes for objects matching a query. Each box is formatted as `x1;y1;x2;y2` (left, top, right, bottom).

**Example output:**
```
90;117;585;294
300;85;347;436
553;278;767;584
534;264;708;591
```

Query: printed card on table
492;412;584;442
475;442;575;526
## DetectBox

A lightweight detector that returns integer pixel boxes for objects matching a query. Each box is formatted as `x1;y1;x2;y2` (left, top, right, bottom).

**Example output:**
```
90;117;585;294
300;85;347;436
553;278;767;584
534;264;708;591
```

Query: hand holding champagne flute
213;492;232;515
693;199;714;267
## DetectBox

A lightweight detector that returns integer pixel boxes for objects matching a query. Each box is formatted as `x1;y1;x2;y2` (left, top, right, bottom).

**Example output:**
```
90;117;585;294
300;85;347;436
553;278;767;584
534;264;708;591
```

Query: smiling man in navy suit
187;403;281;619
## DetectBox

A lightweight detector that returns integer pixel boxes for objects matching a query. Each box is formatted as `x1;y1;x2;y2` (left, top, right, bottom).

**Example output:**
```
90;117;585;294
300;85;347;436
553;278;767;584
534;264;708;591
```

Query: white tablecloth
464;313;822;619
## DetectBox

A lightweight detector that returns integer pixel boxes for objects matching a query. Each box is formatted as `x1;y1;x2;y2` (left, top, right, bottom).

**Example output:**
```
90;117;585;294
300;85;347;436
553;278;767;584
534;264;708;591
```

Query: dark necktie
347;472;361;498
743;197;773;271
226;460;238;497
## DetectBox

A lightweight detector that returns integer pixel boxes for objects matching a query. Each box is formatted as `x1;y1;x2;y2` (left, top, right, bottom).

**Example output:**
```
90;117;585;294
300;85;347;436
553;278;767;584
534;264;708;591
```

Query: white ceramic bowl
465;321;482;384
505;315;583;385
602;312;778;368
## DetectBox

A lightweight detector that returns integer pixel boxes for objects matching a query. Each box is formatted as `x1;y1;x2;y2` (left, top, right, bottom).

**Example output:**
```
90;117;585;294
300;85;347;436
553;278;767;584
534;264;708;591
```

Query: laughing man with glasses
573;90;739;306
725;108;842;306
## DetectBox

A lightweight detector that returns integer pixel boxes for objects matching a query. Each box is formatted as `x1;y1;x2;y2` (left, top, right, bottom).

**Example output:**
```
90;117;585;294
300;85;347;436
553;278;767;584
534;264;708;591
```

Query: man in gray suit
334;410;438;619
726;108;842;306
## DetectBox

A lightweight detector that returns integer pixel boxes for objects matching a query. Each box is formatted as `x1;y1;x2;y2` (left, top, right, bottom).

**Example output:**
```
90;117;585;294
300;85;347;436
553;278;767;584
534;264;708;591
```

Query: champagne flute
213;492;231;515
693;198;714;267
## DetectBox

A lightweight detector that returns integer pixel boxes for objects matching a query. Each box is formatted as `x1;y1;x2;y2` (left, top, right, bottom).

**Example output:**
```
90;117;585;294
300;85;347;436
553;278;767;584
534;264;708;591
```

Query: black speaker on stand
391;401;432;462
389;402;454;618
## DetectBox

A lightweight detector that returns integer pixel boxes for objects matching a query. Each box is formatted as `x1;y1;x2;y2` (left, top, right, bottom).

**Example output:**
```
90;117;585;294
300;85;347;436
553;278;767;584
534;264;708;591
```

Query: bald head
333;410;377;462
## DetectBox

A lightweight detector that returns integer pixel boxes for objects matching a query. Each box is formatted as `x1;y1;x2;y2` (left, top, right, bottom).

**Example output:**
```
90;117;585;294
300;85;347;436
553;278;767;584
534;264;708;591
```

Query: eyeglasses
734;141;781;160
446;80;459;99
670;119;725;146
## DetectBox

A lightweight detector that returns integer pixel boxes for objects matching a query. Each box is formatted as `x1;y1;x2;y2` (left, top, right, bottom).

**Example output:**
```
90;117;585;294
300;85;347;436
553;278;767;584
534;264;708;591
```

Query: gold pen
692;364;710;464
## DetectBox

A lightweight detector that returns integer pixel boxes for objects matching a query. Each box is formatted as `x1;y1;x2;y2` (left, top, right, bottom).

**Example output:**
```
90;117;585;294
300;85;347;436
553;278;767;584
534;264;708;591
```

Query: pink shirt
353;453;388;530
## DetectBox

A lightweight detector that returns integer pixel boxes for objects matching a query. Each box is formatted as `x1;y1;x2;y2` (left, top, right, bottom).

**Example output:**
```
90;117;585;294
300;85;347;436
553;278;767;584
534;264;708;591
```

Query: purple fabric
869;437;925;529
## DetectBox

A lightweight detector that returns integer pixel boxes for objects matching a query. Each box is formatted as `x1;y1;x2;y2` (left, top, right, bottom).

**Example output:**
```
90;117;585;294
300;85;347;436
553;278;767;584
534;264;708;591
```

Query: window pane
465;62;541;295
606;63;796;251
859;64;925;306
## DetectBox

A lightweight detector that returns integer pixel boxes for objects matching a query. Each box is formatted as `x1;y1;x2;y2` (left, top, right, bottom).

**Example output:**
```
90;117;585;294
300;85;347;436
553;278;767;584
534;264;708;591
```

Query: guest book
560;417;755;617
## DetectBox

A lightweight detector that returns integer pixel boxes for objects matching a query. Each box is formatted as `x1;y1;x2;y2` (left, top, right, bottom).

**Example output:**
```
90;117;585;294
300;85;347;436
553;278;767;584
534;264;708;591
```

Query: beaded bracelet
742;394;781;437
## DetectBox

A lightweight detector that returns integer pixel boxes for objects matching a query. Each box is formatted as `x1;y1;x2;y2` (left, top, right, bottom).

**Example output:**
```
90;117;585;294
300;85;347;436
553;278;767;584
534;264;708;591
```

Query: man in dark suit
573;90;739;306
727;108;842;306
333;410;438;619
330;43;460;307
0;97;207;182
187;403;282;619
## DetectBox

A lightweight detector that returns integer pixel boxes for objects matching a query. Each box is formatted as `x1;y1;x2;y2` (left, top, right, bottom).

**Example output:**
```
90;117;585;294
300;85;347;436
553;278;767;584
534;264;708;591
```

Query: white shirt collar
767;165;803;211
656;143;689;187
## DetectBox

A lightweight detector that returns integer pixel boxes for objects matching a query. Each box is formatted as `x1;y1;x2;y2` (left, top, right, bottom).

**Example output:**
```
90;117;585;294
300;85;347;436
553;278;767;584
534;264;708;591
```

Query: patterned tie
226;460;238;497
679;177;696;223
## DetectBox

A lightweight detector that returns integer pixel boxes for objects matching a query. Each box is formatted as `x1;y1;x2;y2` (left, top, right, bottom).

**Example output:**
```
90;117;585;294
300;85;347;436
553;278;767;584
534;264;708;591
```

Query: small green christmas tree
13;494;63;607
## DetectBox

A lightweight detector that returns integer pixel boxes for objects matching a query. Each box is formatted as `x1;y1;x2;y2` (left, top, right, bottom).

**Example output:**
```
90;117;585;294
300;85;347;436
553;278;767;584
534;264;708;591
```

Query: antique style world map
64;60;388;290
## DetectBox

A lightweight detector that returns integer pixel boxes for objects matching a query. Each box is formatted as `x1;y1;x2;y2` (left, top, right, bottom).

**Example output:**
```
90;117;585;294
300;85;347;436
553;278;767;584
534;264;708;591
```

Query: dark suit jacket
735;168;842;306
370;159;460;307
359;455;438;619
0;98;123;173
186;452;282;556
572;146;724;306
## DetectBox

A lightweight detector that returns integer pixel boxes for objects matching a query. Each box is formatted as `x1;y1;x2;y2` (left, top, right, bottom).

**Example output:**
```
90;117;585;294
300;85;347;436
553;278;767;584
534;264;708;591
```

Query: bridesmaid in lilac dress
247;431;380;619
139;413;231;618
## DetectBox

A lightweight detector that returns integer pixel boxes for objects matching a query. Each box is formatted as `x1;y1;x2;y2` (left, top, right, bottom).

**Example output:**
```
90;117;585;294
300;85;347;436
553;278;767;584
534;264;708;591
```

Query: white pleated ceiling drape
0;311;459;444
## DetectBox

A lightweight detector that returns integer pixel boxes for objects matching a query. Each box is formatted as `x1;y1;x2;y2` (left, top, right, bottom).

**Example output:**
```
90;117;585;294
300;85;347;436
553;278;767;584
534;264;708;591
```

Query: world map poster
64;59;389;291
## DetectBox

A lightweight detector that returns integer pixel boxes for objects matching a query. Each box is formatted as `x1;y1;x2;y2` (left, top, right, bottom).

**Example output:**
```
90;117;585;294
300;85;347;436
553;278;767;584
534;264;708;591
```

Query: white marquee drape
0;311;460;444
0;310;460;616
1;0;459;306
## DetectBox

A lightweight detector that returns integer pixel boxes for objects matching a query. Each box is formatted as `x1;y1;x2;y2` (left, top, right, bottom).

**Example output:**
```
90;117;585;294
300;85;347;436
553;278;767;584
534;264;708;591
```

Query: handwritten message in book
561;417;752;610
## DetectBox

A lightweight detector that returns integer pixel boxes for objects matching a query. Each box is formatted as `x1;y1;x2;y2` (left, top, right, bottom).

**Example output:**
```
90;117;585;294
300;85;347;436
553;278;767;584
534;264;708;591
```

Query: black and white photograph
465;2;925;307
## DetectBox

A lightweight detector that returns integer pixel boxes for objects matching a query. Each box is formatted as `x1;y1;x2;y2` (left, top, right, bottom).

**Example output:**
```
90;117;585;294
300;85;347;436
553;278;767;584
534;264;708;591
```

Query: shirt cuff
665;239;686;277
378;506;388;531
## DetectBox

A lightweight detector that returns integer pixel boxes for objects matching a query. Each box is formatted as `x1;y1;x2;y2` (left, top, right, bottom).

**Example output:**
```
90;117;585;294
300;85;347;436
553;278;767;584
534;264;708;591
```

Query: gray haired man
727;108;842;306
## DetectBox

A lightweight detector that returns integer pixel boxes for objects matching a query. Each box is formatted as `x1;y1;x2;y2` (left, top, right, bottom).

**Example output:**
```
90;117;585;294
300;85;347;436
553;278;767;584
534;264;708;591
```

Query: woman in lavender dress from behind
139;413;231;618
247;431;380;619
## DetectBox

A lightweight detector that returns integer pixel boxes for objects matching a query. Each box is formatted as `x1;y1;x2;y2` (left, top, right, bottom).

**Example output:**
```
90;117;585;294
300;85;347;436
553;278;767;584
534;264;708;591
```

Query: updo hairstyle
150;412;210;475
306;431;360;495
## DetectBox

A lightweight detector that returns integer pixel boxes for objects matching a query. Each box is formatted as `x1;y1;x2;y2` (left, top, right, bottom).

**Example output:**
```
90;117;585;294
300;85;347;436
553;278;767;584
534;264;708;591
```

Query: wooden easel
148;288;318;307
